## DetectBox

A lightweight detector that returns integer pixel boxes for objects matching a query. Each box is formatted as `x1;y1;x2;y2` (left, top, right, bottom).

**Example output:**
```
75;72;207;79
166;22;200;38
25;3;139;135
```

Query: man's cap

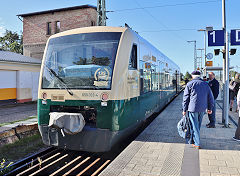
191;70;201;75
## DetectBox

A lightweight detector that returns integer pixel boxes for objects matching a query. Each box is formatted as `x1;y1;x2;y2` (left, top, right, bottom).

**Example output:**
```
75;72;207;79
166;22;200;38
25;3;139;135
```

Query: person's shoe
230;108;232;111
206;123;210;127
232;136;240;142
207;125;216;128
192;144;200;149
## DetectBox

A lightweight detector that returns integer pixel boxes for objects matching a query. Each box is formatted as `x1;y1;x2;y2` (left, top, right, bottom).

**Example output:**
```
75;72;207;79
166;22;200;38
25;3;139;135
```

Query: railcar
38;26;180;152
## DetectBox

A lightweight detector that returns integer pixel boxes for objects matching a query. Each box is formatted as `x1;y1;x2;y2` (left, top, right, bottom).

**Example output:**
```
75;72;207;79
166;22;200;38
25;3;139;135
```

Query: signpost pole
204;31;207;76
194;41;197;70
222;0;227;125
225;31;229;127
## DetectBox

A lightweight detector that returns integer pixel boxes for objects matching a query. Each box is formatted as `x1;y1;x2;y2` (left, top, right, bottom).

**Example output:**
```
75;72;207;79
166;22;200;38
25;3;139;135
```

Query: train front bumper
38;124;120;152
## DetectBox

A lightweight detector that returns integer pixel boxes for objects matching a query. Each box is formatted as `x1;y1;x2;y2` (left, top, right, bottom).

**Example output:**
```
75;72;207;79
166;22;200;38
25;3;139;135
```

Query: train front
38;27;124;152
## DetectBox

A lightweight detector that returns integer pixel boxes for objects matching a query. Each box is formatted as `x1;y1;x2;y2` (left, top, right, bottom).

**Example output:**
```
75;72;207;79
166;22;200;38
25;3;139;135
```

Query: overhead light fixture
214;49;220;55
230;49;236;55
206;26;213;31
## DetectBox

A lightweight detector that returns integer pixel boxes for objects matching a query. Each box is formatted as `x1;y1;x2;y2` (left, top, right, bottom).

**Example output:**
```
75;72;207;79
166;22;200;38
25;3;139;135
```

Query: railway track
5;147;111;176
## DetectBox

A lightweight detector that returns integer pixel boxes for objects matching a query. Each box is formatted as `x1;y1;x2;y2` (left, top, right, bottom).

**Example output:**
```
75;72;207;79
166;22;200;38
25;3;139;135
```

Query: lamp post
187;40;197;70
197;48;204;71
222;0;229;127
198;27;213;76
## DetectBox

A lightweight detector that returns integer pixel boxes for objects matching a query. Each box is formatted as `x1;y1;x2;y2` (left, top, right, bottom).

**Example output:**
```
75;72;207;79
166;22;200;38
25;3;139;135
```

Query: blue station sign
208;30;224;46
230;29;240;45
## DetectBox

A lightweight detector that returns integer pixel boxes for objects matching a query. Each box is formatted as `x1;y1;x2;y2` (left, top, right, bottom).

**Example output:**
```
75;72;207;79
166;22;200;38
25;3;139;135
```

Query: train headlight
42;92;47;100
101;93;109;101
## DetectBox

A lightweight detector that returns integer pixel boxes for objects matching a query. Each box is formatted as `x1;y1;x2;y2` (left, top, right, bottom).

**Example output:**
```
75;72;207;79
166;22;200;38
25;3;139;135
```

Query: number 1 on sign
210;31;216;43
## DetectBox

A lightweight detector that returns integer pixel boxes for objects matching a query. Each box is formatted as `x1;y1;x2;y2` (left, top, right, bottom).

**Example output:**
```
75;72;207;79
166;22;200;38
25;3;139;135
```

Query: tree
180;73;184;81
229;70;237;80
0;30;23;54
184;71;192;80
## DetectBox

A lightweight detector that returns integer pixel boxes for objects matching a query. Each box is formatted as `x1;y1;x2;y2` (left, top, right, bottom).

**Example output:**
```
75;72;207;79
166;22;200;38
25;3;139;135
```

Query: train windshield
42;32;122;90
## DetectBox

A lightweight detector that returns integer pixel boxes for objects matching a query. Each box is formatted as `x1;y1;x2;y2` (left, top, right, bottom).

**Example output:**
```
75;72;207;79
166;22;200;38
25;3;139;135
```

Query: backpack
177;115;191;139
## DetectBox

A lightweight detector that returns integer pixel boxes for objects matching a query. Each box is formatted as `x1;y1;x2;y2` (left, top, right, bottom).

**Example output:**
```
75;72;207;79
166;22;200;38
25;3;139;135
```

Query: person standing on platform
182;70;214;149
229;74;240;111
206;72;219;128
233;88;240;141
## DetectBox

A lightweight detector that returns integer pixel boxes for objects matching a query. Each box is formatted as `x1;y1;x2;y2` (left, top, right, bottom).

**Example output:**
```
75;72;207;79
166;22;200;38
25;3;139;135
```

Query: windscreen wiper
47;67;74;96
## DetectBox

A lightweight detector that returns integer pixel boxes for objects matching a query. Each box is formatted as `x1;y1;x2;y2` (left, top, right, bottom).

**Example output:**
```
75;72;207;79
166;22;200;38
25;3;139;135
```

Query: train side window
129;44;137;69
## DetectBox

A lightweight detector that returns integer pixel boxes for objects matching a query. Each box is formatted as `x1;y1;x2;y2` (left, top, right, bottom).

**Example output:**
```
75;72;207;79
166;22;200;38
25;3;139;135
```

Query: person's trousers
234;102;240;139
234;118;240;139
208;100;216;126
188;112;205;146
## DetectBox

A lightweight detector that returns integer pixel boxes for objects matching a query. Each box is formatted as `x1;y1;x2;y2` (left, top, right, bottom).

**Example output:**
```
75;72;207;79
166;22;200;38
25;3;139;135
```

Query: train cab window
129;44;137;69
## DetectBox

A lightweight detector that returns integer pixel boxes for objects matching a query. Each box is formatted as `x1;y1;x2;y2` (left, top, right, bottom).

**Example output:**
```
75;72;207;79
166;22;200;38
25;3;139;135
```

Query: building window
46;22;52;35
55;21;60;33
91;21;95;26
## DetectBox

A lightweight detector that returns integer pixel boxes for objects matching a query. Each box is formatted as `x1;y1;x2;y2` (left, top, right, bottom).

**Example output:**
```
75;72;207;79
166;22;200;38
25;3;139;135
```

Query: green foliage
184;71;192;79
0;133;44;161
229;70;238;80
0;30;23;54
0;158;13;175
180;73;184;81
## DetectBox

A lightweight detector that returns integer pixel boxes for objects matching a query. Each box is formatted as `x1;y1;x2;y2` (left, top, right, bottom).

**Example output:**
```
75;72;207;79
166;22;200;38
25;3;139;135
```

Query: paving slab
100;93;240;176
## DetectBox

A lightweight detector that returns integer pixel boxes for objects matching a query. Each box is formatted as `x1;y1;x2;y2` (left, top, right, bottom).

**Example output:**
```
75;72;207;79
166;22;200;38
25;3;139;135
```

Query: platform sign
230;29;240;45
208;30;224;46
206;61;213;66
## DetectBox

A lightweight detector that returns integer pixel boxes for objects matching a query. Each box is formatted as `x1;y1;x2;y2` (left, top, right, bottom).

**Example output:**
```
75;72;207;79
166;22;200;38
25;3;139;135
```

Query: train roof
48;26;127;40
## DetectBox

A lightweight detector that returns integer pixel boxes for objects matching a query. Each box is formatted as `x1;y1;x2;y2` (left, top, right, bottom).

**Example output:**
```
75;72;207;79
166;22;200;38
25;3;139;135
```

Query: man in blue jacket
182;70;214;149
206;72;219;128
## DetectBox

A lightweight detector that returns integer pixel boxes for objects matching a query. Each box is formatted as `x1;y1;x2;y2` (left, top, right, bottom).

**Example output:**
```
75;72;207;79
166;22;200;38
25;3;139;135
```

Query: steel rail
29;153;69;176
17;152;61;176
5;147;56;175
63;157;90;176
49;155;82;176
91;160;111;176
76;158;101;176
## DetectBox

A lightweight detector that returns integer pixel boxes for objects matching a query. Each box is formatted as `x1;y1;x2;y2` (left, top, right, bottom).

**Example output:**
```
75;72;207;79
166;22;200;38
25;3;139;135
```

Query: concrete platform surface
100;93;240;176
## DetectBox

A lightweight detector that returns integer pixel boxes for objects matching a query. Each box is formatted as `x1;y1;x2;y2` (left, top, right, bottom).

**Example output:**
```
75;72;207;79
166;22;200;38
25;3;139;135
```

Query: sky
0;0;240;74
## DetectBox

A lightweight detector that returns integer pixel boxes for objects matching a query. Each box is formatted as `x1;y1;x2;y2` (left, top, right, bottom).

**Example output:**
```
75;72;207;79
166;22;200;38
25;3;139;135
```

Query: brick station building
17;5;97;60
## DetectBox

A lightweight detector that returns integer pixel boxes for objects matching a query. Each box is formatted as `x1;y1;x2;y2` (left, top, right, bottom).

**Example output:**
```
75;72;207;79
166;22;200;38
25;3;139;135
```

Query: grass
0;116;37;127
0;133;45;175
0;133;45;162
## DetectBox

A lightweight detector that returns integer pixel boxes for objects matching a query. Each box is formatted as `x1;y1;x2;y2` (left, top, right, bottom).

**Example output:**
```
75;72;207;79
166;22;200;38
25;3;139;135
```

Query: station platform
100;93;240;176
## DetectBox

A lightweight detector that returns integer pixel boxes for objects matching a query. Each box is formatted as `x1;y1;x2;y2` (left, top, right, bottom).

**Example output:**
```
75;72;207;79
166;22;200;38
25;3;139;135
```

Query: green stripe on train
38;91;175;131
